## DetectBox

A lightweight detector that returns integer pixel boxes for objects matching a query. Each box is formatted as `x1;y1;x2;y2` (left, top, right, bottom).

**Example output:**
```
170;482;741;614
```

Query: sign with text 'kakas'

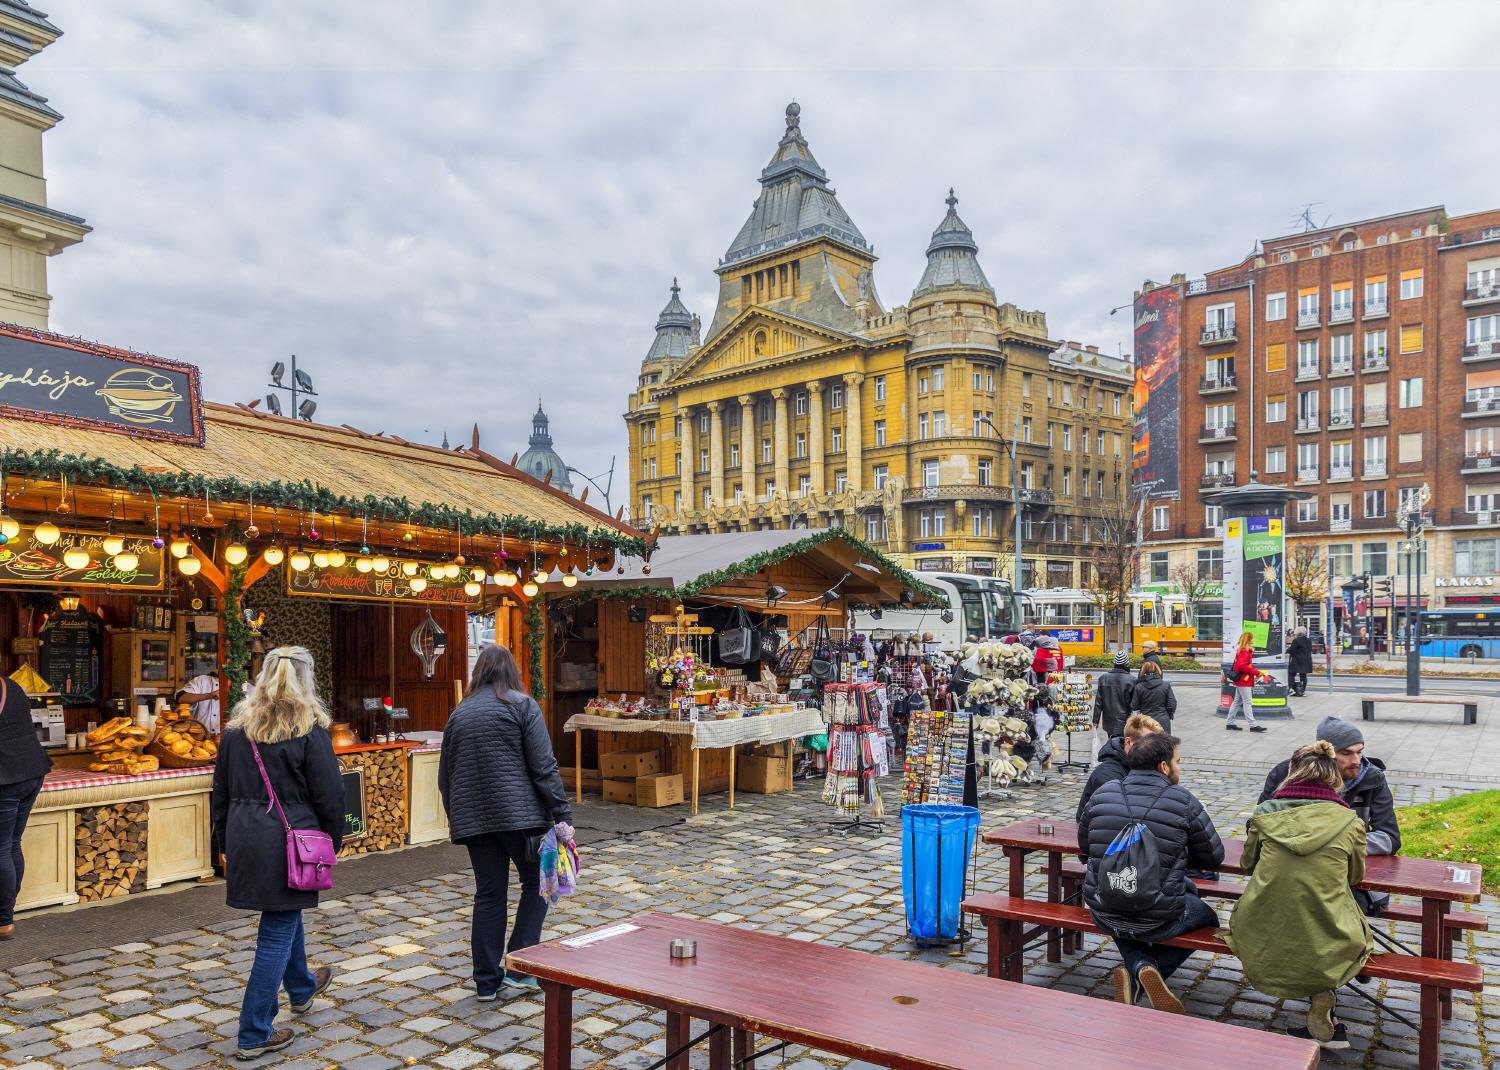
286;553;478;606
0;526;165;591
0;326;203;444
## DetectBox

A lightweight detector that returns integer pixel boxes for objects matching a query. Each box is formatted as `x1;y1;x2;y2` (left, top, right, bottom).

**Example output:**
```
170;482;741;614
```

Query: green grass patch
1395;791;1500;895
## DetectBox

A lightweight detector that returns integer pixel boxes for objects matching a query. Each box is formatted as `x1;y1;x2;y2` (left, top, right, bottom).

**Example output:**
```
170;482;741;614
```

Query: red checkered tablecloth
41;765;214;793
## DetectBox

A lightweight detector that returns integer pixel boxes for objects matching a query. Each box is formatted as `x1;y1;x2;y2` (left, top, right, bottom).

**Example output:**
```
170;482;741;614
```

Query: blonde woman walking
210;647;345;1060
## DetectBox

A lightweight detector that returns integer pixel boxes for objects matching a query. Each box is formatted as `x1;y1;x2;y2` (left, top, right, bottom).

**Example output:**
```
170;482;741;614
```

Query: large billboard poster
1220;515;1288;711
1132;286;1181;501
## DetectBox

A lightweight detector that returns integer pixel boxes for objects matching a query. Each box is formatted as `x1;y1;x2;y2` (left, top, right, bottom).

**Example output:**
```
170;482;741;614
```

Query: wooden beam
188;538;228;595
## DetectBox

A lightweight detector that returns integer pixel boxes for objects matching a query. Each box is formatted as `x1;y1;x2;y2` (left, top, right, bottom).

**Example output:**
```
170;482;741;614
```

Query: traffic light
1373;576;1393;599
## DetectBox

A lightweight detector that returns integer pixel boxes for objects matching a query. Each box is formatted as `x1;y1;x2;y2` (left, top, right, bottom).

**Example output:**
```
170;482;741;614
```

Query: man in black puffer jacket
1092;651;1135;738
1080;732;1224;1012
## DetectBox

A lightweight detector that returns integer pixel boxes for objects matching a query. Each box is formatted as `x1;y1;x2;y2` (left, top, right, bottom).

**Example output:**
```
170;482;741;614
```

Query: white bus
852;573;1022;650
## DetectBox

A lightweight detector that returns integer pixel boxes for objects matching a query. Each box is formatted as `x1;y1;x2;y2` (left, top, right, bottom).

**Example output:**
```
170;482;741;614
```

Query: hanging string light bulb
102;497;123;556
63;545;91;570
178;554;203;576
328;548;346;568
169;535;191;559
522;578;540;597
371;554;391;573
113;550;140;573
409;575;428;593
34;519;60;545
263;545;285;566
225;541;249;566
289;551;312;572
355;557;373;573
562;571;578;588
463;580;482;598
313;551;330;568
402;560;419;577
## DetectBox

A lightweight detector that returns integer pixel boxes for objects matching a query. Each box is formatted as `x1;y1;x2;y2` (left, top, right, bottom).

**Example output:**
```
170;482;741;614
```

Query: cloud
29;0;1500;506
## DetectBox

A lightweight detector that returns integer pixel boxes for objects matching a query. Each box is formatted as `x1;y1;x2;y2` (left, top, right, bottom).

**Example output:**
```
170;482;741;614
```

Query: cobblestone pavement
1;759;1494;1070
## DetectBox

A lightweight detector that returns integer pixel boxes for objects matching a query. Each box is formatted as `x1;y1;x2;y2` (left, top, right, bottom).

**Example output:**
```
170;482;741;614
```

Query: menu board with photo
38;610;105;706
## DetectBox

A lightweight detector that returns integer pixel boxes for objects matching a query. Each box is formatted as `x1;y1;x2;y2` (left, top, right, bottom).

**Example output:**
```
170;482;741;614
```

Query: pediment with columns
662;307;863;389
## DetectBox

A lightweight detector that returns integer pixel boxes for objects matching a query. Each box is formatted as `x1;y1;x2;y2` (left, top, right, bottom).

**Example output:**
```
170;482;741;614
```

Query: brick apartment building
1137;204;1500;649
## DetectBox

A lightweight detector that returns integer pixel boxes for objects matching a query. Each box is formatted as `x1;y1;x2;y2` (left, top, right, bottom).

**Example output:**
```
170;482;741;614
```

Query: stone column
708;401;725;507
679;404;694;518
772;387;790;497
807;381;826;497
844;372;865;492
738;394;755;502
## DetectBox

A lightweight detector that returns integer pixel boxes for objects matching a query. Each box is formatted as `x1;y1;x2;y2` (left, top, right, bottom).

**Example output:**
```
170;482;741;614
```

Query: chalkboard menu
0;527;164;591
287;553;477;607
38;610;104;706
342;768;367;841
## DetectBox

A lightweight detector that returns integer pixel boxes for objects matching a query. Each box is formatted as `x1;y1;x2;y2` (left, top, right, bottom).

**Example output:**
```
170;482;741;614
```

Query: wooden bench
965;892;1483;1070
1360;694;1478;724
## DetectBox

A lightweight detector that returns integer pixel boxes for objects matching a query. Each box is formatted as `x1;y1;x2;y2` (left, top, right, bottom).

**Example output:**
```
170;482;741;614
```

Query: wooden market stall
0;323;645;911
539;528;941;813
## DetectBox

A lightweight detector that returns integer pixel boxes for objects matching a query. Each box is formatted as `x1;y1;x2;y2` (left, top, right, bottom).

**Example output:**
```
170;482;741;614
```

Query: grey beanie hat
1113;650;1130;667
1316;716;1364;750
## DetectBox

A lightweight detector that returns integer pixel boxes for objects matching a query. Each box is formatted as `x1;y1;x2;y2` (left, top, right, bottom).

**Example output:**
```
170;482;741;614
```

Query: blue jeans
0;775;43;926
238;909;317;1048
1114;891;1220;981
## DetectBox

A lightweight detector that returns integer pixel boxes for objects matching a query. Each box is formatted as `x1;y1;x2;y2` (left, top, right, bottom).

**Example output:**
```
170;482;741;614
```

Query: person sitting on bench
1079;732;1225;1013
1228;740;1372;1051
1074;713;1163;824
1258;716;1399;914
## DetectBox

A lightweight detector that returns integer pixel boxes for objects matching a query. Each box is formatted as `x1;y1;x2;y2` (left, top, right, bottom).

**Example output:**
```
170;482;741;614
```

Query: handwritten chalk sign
342;767;367;841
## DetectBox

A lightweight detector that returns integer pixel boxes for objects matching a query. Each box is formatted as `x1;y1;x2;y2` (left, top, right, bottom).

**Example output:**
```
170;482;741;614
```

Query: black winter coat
1259;755;1399;855
1092;667;1135;738
1287;635;1314;674
1130;674;1177;732
210;726;344;912
0;679;49;786
439;688;571;844
1075;735;1127;824
1079;769;1225;936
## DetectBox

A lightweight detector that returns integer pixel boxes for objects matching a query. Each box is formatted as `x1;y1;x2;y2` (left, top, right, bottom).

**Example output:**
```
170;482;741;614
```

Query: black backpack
1095;783;1169;929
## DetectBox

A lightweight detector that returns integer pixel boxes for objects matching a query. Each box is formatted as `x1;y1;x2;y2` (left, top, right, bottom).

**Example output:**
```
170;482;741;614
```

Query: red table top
509;913;1318;1070
985;818;1482;904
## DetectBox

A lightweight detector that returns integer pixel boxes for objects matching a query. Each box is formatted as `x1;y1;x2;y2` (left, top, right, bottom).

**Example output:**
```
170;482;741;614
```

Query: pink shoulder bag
248;736;339;892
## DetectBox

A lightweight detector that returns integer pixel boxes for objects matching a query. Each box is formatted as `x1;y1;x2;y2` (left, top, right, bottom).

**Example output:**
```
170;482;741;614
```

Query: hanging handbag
718;606;761;665
759;624;783;660
809;617;836;684
248;736;339;893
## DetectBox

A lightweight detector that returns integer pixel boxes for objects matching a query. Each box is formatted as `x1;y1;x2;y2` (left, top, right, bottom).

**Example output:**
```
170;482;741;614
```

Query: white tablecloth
562;708;825;750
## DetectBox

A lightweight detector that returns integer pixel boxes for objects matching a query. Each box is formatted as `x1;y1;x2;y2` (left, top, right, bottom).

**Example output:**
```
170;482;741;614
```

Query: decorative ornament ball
403;531;415;543
0;533;8;546
308;528;320;541
500;548;508;558
360;544;370;555
642;564;652;574
455;554;466;567
585;567;594;576
152;536;165;550
617;566;625;574
202;512;214;524
245;524;260;539
57;500;70;513
559;547;568;556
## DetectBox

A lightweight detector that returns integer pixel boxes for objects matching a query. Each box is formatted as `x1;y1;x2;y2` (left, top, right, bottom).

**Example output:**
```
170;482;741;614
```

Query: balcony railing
1351;513;1393;530
1198;373;1237;394
1198;423;1237;442
1466;340;1500;363
1200;324;1238;345
1019;487;1054;505
1463;395;1500;418
1329;305;1355;325
1364;461;1387;478
1450;507;1499;525
1297;310;1321;329
902;483;1015;504
1295;363;1321;382
1363;405;1388;426
1329;465;1353;481
1296;466;1320;482
1328;359;1355;378
1295;415;1321;432
1466;283;1500;305
1461;450;1500;474
1200;472;1236;489
1328;410;1355;429
1363;300;1388;319
1362;351;1389;371
1444;226;1500;248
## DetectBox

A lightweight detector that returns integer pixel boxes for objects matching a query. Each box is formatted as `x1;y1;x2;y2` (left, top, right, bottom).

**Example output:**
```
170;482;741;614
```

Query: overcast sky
32;1;1500;511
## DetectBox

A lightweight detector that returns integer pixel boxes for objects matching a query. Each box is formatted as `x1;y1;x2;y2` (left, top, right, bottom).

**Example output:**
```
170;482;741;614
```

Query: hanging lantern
263;545;285;566
34;521;61;546
496;571;515;587
470;566;487;582
444;563;462;580
113;551;140;573
521;580;540;597
463;580;482;597
355;557;373;573
401;561;419;577
371;555;391;573
409;576;428;593
169;536;191;559
562;572;578;588
328;548;347;568
57;591;81;612
63;546;91;570
0;514;19;540
313;551;330;568
224;542;249;566
289;551;312;572
102;535;125;556
178;554;203;576
410;608;448;679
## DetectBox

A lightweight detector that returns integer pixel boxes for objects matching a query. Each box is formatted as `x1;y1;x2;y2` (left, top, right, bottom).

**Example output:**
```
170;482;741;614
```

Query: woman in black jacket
0;676;50;938
440;643;573;1001
210;646;344;1061
1130;661;1177;733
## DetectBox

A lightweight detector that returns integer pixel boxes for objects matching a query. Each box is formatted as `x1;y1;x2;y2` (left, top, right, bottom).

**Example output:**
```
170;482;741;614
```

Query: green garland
222;562;251;709
526;598;545;702
0;447;647;557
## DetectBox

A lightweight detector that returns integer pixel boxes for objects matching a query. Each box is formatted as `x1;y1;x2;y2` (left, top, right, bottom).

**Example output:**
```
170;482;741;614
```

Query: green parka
1225;797;1373;997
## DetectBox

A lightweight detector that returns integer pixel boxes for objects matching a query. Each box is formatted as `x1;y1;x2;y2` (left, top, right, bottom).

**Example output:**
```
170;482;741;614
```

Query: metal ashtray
669;939;697;960
1039;822;1055;836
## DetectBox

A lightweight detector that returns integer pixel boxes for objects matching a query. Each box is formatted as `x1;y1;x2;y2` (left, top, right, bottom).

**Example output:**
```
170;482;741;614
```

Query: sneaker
236;1027;295;1061
289;967;333;1013
476;989;500;1003
505;972;541;991
1289;1023;1349;1051
1249;724;1268;733
1110;965;1136;1006
1306;990;1336;1042
1134;965;1184;1014
1226;723;1243;731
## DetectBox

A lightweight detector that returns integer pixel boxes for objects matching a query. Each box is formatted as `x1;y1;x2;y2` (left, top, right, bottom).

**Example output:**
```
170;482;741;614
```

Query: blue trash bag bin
901;803;982;942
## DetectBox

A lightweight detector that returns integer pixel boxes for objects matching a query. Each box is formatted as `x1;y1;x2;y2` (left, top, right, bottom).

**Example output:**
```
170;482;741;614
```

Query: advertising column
1219;514;1290;714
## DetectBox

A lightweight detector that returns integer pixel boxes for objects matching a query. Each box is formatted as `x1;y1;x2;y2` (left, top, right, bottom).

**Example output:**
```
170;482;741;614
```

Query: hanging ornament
642;563;652;575
559;546;568;557
585;566;595;576
403;530;415;543
455;553;467;567
56;476;70;513
202;488;214;524
152;535;166;550
617;566;626;574
151;496;164;550
246;492;260;540
358;512;369;556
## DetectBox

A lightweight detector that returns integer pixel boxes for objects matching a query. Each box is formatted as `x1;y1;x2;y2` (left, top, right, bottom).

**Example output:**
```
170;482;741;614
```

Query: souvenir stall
541;529;943;815
1;323;644;911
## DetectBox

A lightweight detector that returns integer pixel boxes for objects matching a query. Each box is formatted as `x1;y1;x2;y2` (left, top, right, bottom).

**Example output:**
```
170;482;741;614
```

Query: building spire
913;186;993;298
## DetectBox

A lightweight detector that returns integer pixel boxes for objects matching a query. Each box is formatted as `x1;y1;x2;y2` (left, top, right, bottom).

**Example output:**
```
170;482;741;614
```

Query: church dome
644;278;698;364
912;189;993;298
516;400;574;493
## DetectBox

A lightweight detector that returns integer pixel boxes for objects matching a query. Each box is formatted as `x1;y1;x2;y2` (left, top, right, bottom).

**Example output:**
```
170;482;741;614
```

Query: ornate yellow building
626;103;1132;585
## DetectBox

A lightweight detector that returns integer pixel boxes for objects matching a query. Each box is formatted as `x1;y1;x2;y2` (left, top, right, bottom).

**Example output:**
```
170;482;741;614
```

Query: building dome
912;188;993;298
516;400;574;493
644;278;698;364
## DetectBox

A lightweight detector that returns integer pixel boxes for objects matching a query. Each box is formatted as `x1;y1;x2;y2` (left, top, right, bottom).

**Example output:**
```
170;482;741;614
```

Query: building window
1298;390;1320;424
762;438;772;463
1205;504;1224;530
1153;504;1169;531
830;384;844;409
798;475;810;497
1365;276;1388;308
1297;339;1320;377
1297;441;1320;480
1468;314;1500;346
872;465;888;490
1266;292;1287;320
764;480;775;499
640;496;653;519
831;426;843;452
972;507;995;537
1298;288;1320;321
1020;462;1034;490
1266;343;1287;372
728;409;740;430
1047;421;1056;447
1330;384;1353;424
1266;394;1286;422
1400;269;1424;300
1148;551;1169;583
1081;430;1091;455
978;458;993;486
1364;435;1387;474
1397;542;1427;576
873;420;885;447
1111;393;1121;416
1062;383;1073;405
1021;416;1032;442
794;392;808;416
1399;324;1423;354
918;376;929;395
1062;468;1071;496
1455;538;1500;575
733;485;742;504
933;367;945;390
923;459;940;488
1466;488;1499;514
1082;468;1092;496
1097;430;1106;454
1096;471;1104;498
932;411;947;437
973;371;982;391
1022;373;1032;397
1046;378;1054;402
1328;543;1354;576
835;470;847;493
873;376;886;401
865;512;887;542
1330;333;1354;372
1297;497;1319;522
918;413;930;439
1197;546;1222;579
760;399;772;422
1399;377;1422;408
794;432;806;458
1113;433;1122;458
699;447;709;472
1331;283;1353;317
1363;489;1386;518
1398;432;1423;463
729;443;739;466
918;509;947;537
1361;542;1388;575
674;491;682;511
1265;445;1286;474
1062;425;1072;450
703;488;712;508
1364;328;1387;362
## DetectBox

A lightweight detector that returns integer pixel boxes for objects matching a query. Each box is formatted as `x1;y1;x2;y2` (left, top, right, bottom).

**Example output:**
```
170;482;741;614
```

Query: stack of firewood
75;801;148;900
338;748;407;856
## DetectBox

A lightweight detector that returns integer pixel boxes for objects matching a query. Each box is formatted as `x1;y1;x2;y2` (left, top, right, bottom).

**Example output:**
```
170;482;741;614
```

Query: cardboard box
600;749;662;779
738;754;790;794
635;772;684;808
602;778;637;805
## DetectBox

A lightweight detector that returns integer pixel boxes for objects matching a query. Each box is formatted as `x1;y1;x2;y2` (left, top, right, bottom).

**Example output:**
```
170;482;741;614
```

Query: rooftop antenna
1292;203;1331;234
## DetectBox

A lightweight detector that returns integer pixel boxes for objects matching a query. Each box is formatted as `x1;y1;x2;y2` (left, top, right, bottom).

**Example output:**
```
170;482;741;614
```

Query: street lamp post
1397;483;1431;696
975;413;1023;596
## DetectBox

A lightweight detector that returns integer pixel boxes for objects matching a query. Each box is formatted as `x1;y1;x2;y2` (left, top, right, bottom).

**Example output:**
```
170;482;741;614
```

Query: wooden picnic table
507;912;1319;1070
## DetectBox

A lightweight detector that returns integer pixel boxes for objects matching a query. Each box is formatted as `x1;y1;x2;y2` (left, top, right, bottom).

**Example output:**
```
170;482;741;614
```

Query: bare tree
1284;543;1326;608
1082;491;1143;647
1171;559;1216;658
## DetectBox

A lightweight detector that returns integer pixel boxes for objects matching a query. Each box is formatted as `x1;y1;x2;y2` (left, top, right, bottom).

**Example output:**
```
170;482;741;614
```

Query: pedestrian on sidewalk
1228;740;1372;1050
1287;628;1314;697
439;643;574;1001
1093;650;1136;739
1131;661;1177;733
210;646;344;1061
1138;640;1163;676
0;676;50;939
1225;631;1268;732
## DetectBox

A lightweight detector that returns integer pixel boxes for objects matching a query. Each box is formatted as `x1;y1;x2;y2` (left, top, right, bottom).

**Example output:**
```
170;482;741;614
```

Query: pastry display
146;703;219;767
